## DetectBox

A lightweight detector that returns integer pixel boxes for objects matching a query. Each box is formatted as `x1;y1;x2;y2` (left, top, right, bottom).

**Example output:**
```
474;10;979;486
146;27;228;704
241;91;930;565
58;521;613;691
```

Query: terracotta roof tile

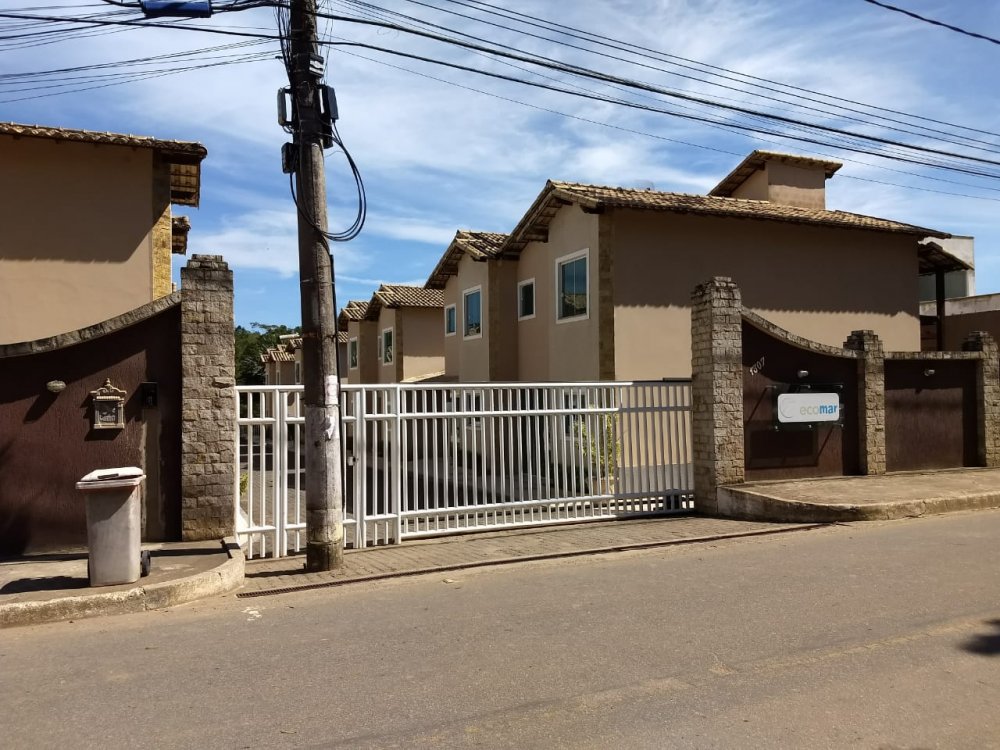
709;150;843;197
426;230;509;289
504;180;950;263
339;300;370;322
373;284;444;309
0;122;207;159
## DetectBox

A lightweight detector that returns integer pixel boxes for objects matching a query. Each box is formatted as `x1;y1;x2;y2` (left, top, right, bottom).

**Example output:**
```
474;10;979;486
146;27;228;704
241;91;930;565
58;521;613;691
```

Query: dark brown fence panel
0;305;181;556
742;320;859;481
884;358;977;472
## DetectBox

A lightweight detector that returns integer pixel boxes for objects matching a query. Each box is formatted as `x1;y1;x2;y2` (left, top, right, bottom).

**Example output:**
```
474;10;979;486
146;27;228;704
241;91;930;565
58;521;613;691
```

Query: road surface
3;511;1000;748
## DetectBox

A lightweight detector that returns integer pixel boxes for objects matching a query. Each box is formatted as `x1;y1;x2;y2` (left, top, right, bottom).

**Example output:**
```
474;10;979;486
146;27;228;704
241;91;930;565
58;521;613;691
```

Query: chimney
708;151;842;210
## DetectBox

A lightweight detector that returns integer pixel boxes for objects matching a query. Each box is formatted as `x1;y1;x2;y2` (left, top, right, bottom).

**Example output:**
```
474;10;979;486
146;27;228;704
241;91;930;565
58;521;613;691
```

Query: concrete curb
718;486;1000;523
0;537;245;630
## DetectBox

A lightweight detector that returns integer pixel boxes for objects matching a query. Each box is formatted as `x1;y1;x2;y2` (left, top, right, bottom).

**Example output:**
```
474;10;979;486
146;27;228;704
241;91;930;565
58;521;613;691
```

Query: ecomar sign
776;392;841;424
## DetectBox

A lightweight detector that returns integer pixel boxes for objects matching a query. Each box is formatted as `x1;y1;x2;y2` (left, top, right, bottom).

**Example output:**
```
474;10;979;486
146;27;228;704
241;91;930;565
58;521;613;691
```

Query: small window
382;328;394;364
556;250;588;322
349;338;358;369
463;287;482;338
294;361;301;384
517;278;535;320
444;304;457;337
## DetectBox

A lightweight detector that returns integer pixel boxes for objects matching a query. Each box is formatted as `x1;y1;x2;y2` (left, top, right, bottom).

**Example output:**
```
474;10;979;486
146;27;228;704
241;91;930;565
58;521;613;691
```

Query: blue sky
4;0;999;328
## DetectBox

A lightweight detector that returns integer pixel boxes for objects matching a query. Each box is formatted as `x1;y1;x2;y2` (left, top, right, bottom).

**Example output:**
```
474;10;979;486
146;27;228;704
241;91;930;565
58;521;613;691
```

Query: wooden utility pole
289;0;344;570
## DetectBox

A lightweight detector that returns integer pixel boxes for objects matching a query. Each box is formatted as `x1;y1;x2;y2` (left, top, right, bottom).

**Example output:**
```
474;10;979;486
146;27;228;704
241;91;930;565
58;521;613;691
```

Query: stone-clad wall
691;276;1000;514
690;277;745;513
180;255;236;541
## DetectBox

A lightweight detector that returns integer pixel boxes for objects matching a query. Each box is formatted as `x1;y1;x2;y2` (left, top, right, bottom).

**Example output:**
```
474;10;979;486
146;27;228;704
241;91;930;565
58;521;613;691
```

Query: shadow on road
961;619;1000;656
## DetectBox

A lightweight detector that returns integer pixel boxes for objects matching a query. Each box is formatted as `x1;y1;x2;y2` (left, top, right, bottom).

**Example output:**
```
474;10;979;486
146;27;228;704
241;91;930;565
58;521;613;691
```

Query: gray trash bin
76;467;145;586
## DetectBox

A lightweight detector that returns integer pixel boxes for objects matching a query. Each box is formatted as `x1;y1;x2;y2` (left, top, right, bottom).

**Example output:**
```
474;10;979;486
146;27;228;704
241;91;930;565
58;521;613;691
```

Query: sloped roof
710;150;843;197
338;300;370;325
260;346;294;364
426;230;510;289
0;122;207;206
503;180;962;271
366;285;444;319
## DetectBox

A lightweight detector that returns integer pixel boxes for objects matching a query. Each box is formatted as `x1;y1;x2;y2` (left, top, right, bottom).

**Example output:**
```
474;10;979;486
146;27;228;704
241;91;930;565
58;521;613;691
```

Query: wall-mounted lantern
46;380;66;393
90;378;126;430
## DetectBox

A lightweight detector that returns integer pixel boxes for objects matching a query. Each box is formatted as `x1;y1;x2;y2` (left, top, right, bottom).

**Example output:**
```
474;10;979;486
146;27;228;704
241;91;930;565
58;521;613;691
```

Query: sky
4;0;1000;328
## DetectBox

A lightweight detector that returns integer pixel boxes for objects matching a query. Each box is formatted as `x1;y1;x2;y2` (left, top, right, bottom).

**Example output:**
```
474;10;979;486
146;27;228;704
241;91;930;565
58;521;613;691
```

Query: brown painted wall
938;310;1000;352
0;136;160;344
741;320;859;480
884;358;977;471
0;305;181;555
613;210;922;380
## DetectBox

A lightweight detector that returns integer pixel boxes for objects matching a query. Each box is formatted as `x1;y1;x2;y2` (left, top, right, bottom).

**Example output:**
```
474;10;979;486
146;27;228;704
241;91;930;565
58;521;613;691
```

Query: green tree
234;322;300;385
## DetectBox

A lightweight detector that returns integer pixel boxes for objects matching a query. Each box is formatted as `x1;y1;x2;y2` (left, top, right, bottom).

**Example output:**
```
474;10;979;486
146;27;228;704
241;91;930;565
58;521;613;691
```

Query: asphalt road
3;512;1000;749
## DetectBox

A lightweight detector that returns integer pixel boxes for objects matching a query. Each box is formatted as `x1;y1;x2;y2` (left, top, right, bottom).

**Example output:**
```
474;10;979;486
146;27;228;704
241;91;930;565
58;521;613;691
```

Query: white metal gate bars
235;381;693;558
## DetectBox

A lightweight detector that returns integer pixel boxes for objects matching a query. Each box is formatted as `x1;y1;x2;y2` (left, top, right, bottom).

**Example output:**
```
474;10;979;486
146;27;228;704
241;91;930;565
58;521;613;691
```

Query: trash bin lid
77;466;145;490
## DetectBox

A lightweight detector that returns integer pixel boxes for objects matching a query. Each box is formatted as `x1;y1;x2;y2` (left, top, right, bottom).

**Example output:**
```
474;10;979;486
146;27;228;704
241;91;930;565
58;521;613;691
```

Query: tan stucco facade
730;161;829;209
515;205;602;381
400;307;446;381
0;136;174;344
610;210;921;379
347;319;378;384
442;254;492;382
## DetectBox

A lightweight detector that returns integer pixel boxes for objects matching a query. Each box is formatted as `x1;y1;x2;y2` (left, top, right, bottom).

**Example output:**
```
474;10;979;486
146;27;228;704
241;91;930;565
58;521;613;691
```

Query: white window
517;278;535;321
444;304;457;337
382;328;394;364
463;286;482;339
349;338;358;369
556;249;589;322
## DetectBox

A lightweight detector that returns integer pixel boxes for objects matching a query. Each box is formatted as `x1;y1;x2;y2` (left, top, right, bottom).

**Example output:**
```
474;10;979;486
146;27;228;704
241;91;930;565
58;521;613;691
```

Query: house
340;300;377;385
0;122;206;344
425;230;512;382
363;285;445;383
261;332;349;385
428;151;969;381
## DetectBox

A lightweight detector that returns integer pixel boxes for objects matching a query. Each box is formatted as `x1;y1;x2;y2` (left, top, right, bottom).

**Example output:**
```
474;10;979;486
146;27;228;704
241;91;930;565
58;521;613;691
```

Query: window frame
444;304;457;337
381;327;394;365
294;361;301;384
555;248;590;324
348;337;358;370
517;278;536;321
463;285;483;340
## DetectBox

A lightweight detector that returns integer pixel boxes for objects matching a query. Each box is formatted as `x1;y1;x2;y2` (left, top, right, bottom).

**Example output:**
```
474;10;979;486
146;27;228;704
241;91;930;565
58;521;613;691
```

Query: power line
328;42;1000;203
442;0;1000;141
862;0;1000;47
369;0;1000;154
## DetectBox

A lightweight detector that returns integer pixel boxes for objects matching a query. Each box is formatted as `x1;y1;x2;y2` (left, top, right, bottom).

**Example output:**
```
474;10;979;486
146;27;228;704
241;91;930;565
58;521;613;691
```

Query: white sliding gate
236;381;693;558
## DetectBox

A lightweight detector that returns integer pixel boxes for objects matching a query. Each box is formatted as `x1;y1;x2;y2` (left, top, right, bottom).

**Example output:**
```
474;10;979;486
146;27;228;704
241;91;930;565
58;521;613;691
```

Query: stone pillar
690;277;744;514
180;255;236;540
844;330;886;475
963;331;1000;467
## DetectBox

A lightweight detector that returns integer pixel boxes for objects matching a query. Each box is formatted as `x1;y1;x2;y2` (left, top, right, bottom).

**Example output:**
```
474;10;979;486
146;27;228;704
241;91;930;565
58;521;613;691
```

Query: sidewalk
240;515;817;598
0;538;244;629
719;467;1000;522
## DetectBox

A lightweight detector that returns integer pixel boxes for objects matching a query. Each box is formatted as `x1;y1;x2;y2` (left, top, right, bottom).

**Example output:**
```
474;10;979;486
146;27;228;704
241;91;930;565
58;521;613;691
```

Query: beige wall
516;205;601;381
400;307;445;381
611;209;922;379
730;162;827;209
443;254;491;382
377;307;400;383
347;319;378;384
0;136;159;344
